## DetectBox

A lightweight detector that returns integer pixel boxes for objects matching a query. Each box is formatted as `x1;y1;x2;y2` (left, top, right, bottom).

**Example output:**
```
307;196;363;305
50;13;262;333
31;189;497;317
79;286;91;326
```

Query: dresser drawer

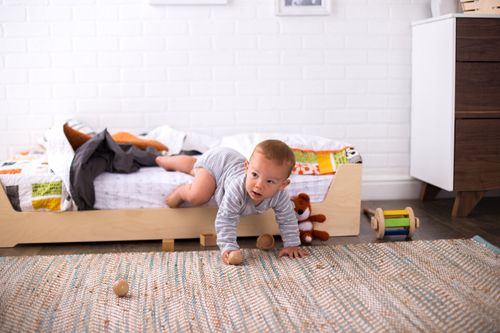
456;18;500;62
455;62;500;116
454;119;500;191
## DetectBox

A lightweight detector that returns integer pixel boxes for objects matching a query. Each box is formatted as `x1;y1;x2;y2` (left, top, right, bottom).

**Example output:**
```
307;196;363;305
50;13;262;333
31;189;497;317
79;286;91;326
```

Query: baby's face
244;152;290;205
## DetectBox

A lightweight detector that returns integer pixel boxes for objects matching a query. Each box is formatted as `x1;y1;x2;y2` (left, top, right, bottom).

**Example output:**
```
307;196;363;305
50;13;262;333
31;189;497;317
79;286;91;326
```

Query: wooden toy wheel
406;206;417;238
375;208;385;239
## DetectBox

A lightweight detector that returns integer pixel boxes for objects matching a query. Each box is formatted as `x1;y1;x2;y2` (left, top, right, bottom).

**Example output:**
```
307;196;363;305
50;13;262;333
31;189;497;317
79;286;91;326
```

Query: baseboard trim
362;178;421;200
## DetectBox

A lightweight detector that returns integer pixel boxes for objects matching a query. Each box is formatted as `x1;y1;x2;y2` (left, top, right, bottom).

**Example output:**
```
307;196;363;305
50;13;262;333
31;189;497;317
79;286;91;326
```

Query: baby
156;140;307;265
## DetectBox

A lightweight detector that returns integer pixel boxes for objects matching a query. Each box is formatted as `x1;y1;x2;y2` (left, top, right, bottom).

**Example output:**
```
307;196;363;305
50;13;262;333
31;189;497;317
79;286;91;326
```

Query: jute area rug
1;237;499;332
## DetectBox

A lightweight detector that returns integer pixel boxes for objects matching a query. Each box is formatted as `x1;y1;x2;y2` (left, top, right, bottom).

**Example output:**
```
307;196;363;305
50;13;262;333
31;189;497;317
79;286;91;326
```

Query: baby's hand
222;250;243;265
278;246;308;259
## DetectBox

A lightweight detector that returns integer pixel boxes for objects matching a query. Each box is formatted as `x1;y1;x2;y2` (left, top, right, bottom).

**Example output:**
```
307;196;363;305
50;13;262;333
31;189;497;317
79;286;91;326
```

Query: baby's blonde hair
252;140;295;176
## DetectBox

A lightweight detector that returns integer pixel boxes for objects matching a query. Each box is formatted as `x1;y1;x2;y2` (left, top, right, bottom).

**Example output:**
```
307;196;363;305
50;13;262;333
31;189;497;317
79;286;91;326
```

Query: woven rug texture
0;238;499;332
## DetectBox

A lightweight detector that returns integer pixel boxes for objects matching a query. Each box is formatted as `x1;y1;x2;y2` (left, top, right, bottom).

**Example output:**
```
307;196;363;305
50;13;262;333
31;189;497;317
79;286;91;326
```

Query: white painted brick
347;94;388;108
280;20;325;34
145;82;190;97
366;79;410;94
27;6;72;21
190;82;235;96
53;84;97;98
302;125;347;140
77;100;122;113
5;53;50;68
190;51;234;66
387;95;410;108
75;69;120;82
168;97;212;111
388;64;411;79
166;36;211;50
212;4;257;20
0;6;26;21
29;69;74;83
325;50;366;65
235;110;280;125
346;5;389;19
303;35;344;49
97;52;142;67
258;35;301;50
30;100;75;114
164;6;210;20
28;37;72;52
144;52;189;66
0;101;29;114
121;68;166;82
214;35;257;50
73;5;119;20
368;138;409;153
280;110;326;124
388;123;410;138
120;37;165;51
237;50;279;65
0;132;32;146
100;114;145;131
168;67;212;81
50;22;96;36
388;109;410;123
8;115;53;130
346;65;387;79
74;37;119;51
236;81;279;96
304;65;345;80
385;153;409;167
6;84;51;99
214;96;257;110
143;20;188;35
190;21;235;35
347;124;388;139
119;5;165;20
326;80;365;94
367;49;410;65
214;66;257;80
281;50;323;65
258;66;301;80
236;20;278;34
390;4;429;21
0;69;27;84
325;20;367;34
258;96;302;110
0;39;26;52
3;23;49;37
121;99;166;112
304;95;346;109
346;35;389;49
99;84;144;98
281;80;324;95
189;111;234;127
146;112;190;129
97;21;142;36
0;87;5;99
52;53;97;67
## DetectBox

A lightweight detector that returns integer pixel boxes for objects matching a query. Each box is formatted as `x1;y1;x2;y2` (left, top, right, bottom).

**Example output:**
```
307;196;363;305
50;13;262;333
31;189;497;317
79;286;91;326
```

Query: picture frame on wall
275;0;331;16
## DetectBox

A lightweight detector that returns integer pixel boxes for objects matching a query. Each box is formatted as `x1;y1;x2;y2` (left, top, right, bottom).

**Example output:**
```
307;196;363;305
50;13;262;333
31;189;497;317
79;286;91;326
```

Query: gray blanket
70;130;160;210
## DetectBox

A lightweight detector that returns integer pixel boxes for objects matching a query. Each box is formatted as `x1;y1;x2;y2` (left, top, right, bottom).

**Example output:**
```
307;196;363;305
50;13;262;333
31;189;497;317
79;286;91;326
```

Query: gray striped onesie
194;147;301;254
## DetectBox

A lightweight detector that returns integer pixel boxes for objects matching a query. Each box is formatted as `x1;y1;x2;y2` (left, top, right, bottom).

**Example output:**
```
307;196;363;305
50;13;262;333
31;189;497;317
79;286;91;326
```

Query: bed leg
200;233;217;247
161;239;175;252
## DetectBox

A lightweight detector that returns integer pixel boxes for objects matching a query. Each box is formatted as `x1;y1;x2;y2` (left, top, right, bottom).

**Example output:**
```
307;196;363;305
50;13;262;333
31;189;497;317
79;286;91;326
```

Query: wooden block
162;239;174;252
200;233;217;247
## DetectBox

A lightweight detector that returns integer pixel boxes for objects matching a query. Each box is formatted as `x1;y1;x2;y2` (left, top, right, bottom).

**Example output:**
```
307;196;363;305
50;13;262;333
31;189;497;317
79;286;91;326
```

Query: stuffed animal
291;193;330;244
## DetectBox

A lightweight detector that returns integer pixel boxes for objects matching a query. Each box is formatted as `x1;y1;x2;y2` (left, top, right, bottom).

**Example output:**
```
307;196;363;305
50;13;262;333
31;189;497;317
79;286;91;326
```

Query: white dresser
410;14;500;217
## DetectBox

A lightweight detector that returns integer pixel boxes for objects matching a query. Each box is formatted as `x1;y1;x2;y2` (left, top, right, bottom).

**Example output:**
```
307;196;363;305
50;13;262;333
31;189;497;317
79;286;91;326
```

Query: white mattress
94;167;333;210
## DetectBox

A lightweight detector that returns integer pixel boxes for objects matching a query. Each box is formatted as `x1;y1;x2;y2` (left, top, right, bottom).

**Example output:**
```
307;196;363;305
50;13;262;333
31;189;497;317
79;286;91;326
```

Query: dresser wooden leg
420;182;441;201
452;191;485;217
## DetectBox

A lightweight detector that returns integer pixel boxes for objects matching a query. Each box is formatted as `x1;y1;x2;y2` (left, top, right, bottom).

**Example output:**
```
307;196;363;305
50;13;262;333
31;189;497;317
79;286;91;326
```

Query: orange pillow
112;132;168;152
63;123;92;151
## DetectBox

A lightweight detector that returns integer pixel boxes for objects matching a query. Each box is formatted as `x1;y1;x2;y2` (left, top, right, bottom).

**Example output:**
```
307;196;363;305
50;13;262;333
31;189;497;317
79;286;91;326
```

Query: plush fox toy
291;193;330;244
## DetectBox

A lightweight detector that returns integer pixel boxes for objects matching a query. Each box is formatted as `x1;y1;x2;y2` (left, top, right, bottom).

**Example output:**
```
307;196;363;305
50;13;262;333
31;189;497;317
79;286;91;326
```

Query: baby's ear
244;160;249;171
281;179;290;189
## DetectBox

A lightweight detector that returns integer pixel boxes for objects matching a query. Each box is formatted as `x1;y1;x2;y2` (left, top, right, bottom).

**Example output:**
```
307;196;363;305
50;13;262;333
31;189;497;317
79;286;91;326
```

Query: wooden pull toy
363;207;420;240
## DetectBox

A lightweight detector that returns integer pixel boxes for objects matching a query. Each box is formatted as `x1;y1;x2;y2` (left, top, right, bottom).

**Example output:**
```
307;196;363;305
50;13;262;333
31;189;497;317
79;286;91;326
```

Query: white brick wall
0;0;433;200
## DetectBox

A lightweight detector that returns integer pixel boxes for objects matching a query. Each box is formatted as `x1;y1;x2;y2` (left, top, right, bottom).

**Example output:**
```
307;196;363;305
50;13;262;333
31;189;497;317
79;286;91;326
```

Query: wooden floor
0;197;498;257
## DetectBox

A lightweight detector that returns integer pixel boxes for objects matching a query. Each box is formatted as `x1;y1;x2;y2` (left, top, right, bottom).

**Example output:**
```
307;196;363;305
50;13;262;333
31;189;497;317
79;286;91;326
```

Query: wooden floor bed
0;164;362;249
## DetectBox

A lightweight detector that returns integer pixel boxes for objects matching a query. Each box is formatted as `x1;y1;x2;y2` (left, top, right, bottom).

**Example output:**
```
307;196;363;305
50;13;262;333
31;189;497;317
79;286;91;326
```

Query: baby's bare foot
166;188;184;208
156;156;171;170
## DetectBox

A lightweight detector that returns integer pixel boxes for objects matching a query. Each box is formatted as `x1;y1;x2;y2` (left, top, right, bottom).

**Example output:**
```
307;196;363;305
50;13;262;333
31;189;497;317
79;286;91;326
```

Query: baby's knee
185;190;211;206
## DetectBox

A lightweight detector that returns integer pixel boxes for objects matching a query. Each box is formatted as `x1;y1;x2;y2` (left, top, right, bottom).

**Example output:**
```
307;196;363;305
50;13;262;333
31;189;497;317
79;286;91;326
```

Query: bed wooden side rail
0;164;361;248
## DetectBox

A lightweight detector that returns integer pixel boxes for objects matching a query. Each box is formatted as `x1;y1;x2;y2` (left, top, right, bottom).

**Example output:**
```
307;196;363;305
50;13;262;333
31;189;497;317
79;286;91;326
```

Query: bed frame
0;164;362;248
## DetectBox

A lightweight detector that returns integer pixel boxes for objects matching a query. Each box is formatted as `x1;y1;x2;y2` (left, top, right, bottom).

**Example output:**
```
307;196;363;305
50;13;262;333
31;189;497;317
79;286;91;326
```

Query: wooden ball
228;251;243;265
256;234;275;250
113;279;129;297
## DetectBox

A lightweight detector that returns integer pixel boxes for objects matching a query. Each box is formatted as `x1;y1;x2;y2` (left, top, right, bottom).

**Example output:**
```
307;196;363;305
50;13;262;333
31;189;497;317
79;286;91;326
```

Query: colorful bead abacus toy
363;207;420;240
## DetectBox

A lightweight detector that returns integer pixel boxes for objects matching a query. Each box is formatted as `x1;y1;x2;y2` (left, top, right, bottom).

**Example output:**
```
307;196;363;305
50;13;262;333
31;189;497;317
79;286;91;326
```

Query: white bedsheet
93;167;333;210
